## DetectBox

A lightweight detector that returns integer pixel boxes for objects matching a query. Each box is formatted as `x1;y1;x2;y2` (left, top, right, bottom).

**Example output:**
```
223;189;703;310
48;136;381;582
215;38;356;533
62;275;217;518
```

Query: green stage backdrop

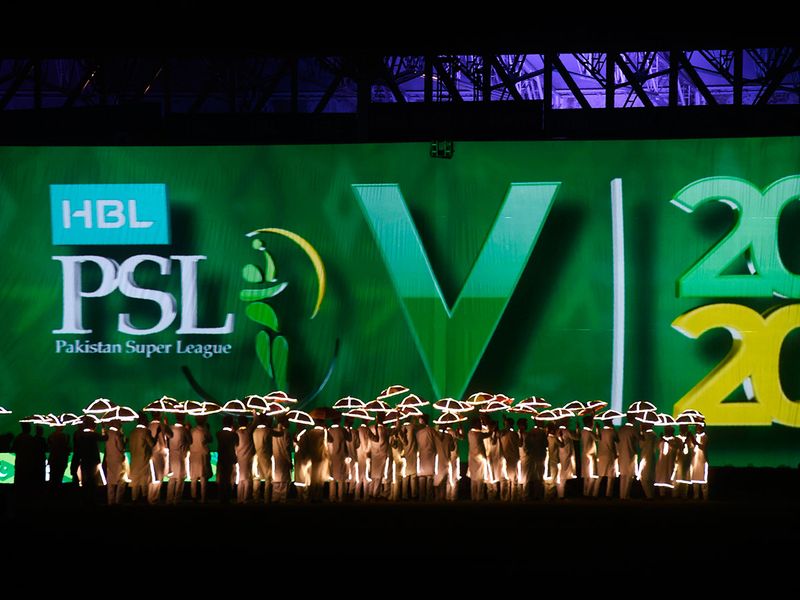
0;138;799;471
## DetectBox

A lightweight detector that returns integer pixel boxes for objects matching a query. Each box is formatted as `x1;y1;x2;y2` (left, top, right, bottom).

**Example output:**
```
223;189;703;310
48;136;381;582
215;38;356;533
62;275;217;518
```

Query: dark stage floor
1;467;797;579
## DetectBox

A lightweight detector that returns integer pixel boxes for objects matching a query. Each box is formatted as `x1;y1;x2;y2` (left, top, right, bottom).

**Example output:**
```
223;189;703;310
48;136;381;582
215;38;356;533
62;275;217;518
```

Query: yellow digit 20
672;303;800;427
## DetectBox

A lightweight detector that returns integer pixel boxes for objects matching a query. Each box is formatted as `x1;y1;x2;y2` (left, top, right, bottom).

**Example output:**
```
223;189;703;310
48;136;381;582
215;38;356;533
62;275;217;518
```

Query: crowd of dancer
5;400;709;504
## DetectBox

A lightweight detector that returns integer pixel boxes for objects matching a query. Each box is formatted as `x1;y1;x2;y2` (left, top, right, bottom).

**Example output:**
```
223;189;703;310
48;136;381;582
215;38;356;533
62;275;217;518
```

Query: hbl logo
50;184;169;245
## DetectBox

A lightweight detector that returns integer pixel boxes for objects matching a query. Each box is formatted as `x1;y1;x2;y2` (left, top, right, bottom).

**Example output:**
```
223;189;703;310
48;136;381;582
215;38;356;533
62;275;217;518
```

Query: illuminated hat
433;398;473;413
399;405;423;418
563;401;586;412
586;400;608;411
627;401;657;415
397;394;429;408
187;401;222;416
342;408;374;421
245;395;269;412
377;385;410;401
657;413;677;426
264;391;298;404
222;399;249;414
493;393;514;404
100;406;139;423
519;396;551;408
678;409;705;422
479;401;508;413
333;396;364;410
143;396;181;413
595;409;624;422
364;399;392;412
434;411;467;425
83;398;117;415
466;392;494;405
286;410;315;426
0;406;11;415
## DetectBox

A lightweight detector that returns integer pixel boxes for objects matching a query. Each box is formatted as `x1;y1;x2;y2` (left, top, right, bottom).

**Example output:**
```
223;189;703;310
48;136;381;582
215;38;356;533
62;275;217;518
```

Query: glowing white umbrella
657;413;678;426
595;409;625;422
364;399;392;412
466;392;494;405
333;396;364;410
222;399;249;414
434;412;467;425
627;401;657;415
187;401;222;416
675;412;704;425
19;414;50;425
399;405;423;418
377;385;410;401
143;396;181;413
83;398;117;415
509;403;538;415
245;395;269;412
58;413;80;425
397;394;429;408
479;401;508;413
563;401;586;412
262;402;289;416
433;398;473;413
493;393;514;404
287;410;315;426
341;408;374;421
586;400;608;411
0;406;11;415
264;391;297;403
637;410;661;425
519;396;551;408
383;410;402;425
100;406;139;423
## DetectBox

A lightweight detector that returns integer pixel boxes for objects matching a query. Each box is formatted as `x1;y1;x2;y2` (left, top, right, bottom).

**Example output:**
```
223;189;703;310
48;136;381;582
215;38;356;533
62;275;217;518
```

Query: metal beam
553;55;592;109
756;47;800;105
733;49;743;106
489;56;525;101
252;60;290;112
614;53;654;107
313;70;344;113
431;57;463;102
380;59;406;103
0;60;33;110
676;52;717;105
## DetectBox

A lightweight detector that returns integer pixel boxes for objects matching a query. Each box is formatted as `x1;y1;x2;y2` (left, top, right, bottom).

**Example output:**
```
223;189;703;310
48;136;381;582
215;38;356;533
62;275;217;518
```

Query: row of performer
9;411;709;503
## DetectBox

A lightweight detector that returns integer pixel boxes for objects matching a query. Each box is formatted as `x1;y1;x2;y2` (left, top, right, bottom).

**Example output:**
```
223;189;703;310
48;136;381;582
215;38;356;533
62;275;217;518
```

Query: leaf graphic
272;335;289;391
252;238;264;250
239;281;288;302
242;264;263;283
264;249;277;282
245;302;279;332
255;330;273;378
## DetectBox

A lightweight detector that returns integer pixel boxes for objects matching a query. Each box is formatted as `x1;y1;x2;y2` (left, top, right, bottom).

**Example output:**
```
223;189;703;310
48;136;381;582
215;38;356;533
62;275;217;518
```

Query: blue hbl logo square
50;183;170;245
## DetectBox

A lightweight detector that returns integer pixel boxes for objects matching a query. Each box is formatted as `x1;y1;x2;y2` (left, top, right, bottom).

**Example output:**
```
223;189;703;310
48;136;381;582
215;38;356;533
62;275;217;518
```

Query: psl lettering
53;254;234;335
